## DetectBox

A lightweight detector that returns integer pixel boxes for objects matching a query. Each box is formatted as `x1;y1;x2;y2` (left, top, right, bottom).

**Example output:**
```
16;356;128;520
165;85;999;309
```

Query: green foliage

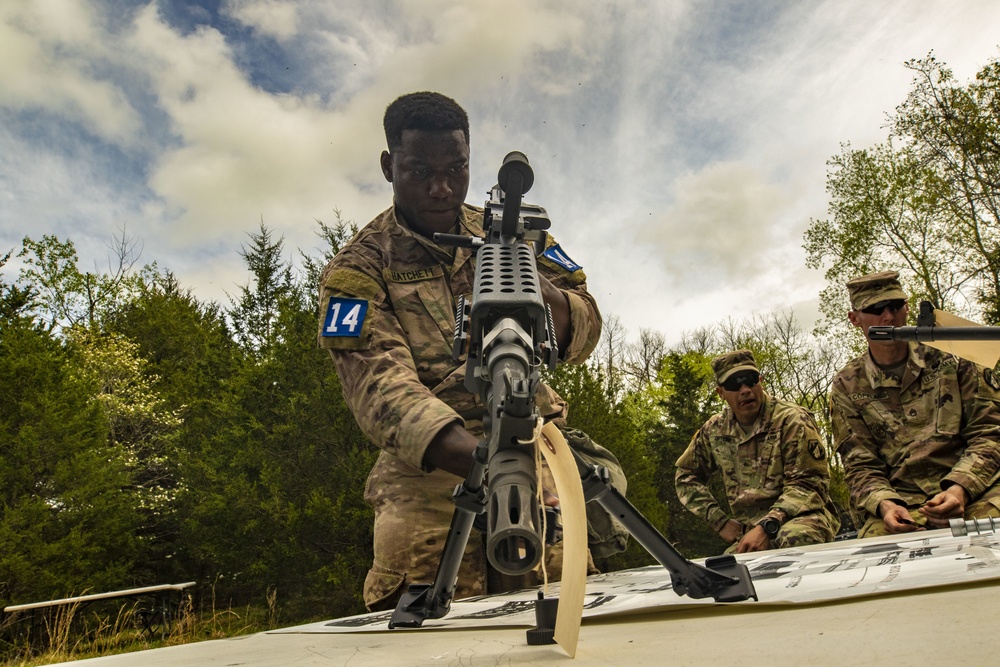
1;219;376;647
176;223;374;620
645;352;730;558
299;213;359;289
543;362;664;571
101;274;242;584
0;251;32;321
229;222;295;353
0;316;142;606
16;231;152;333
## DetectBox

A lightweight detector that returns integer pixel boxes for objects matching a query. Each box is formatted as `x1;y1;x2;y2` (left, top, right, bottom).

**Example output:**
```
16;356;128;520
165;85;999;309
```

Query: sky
2;0;999;345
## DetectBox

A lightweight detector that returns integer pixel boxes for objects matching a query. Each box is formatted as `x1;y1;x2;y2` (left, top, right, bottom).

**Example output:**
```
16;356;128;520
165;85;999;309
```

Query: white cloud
0;0;141;145
3;0;1000;343
642;161;789;283
224;0;299;41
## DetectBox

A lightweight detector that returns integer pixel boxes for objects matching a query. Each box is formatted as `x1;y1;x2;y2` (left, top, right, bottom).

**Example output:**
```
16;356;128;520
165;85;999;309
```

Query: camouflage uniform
675;392;840;550
830;343;1000;537
318;204;625;611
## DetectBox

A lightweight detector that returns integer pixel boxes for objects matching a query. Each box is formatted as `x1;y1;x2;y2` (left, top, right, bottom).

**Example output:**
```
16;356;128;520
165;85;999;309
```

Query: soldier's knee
773;514;838;548
363;564;407;612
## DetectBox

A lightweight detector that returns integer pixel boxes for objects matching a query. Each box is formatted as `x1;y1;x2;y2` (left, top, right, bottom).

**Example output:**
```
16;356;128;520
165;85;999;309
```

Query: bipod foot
525;591;558;645
389;584;452;628
702;555;758;602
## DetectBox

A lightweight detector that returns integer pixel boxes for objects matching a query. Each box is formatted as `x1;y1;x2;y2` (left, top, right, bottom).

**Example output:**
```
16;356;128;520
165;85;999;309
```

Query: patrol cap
711;349;758;385
846;270;908;311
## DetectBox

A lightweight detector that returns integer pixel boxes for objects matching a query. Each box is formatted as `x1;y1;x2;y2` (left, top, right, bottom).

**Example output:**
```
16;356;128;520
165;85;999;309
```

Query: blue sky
2;0;999;343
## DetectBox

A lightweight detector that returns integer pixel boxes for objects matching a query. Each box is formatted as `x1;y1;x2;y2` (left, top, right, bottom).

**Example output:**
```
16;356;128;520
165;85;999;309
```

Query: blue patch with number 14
322;297;369;337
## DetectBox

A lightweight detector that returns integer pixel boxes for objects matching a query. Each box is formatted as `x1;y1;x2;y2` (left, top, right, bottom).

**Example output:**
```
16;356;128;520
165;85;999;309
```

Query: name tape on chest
542;244;582;272
383;265;444;283
322;297;368;338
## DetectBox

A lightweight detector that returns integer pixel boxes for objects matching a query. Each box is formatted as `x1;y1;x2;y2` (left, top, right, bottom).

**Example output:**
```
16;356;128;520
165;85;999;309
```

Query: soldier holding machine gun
318;91;627;612
830;270;1000;538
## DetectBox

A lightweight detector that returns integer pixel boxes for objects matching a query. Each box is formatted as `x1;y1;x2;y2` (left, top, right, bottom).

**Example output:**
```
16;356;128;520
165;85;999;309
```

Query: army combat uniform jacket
675;393;839;547
318;204;618;610
830;343;1000;530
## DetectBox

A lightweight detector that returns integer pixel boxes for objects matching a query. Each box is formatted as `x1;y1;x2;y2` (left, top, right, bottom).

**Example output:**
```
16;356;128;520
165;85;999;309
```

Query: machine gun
389;152;757;631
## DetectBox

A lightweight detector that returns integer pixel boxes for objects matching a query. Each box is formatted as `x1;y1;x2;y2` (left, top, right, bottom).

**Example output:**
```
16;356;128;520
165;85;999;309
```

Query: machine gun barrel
868;301;1000;342
868;326;1000;342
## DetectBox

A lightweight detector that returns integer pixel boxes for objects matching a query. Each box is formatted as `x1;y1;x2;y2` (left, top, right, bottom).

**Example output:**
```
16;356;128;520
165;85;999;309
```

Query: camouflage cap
711;349;758;385
846;270;908;311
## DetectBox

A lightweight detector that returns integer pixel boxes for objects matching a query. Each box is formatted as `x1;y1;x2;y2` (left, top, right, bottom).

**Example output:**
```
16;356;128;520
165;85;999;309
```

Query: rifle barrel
868;326;1000;342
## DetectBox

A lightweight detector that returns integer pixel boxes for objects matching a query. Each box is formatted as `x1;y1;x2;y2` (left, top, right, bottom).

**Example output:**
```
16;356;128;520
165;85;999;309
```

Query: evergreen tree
544;362;664;571
647;351;729;558
0;315;142;605
229;223;294;353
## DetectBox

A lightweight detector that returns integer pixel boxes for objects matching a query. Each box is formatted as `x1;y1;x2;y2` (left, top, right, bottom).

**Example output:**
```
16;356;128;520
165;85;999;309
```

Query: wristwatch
758;517;781;539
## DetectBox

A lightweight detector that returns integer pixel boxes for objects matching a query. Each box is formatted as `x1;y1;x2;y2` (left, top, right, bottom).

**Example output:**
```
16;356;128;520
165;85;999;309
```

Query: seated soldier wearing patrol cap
675;350;840;553
830;270;1000;538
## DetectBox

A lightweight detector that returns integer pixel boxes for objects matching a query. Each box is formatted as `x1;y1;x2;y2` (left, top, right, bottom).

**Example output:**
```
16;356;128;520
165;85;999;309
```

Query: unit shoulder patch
807;439;827;461
541;244;582;273
984;368;1000;391
321;297;369;338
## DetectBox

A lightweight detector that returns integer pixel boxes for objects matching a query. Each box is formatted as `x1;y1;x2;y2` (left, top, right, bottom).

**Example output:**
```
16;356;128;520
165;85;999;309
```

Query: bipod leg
389;444;488;628
572;450;757;603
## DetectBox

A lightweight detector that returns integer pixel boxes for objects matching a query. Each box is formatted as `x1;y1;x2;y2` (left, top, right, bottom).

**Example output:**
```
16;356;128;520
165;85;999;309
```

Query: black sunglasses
861;299;906;316
720;371;760;392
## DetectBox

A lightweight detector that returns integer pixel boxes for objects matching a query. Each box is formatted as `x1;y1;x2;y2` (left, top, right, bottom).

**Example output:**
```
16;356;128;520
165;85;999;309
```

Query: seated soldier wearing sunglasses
675;350;840;554
831;270;1000;538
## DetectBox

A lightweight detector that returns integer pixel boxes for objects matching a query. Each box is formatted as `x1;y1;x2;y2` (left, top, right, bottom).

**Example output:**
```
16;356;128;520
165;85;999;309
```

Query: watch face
762;518;779;537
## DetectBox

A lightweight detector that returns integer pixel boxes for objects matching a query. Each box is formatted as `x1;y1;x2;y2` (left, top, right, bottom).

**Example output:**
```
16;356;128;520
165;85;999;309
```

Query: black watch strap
758;517;781;538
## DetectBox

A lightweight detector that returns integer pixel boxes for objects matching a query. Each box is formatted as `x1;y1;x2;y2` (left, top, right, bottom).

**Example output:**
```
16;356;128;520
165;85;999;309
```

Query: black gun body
389;152;758;631
466;202;551;577
390;153;552;627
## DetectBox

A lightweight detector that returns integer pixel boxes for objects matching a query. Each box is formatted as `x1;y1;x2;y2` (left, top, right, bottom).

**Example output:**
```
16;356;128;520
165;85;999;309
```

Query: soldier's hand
880;501;922;533
424;422;480;478
538;462;560;508
718;519;744;544
735;525;770;554
919;485;969;528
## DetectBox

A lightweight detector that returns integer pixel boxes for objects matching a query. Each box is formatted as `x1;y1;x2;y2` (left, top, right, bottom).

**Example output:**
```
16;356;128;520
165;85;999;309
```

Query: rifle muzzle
485;449;543;576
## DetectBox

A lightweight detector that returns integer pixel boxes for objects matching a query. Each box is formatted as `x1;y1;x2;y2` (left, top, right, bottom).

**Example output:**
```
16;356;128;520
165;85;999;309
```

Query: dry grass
0;585;276;666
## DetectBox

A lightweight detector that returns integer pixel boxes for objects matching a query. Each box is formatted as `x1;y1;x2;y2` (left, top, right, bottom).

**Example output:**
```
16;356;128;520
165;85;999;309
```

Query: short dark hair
383;91;470;151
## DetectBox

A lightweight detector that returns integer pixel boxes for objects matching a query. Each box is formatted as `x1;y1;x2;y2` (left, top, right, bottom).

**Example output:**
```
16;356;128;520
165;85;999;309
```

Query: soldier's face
716;375;765;426
848;300;909;346
381;129;470;238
